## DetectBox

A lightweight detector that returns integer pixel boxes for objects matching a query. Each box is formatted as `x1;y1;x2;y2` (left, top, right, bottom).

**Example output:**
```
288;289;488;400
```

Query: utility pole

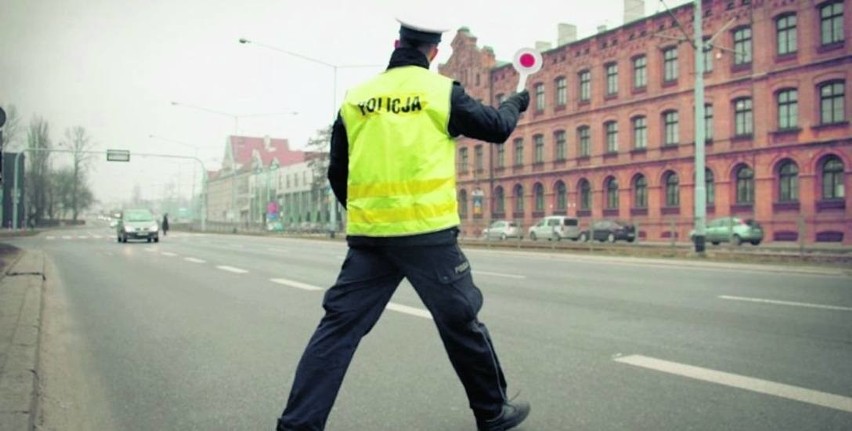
693;0;707;254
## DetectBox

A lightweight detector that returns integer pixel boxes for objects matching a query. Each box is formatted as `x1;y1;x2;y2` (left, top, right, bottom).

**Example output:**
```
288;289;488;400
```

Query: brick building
440;0;850;244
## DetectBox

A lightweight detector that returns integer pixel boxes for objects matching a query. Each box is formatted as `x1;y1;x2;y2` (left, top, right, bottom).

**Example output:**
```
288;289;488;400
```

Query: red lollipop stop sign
513;48;542;93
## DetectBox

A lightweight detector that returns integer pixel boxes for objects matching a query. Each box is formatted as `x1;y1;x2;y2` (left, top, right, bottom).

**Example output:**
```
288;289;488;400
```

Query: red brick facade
440;0;851;244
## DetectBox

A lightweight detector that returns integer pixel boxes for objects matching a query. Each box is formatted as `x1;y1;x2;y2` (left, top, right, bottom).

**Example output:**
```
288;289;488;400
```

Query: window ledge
732;133;754;142
630;207;648;216
603;151;619;158
774;52;797;62
577;209;592;217
812;121;849;130
816;199;846;211
604;93;618;101
630;147;647;154
661;144;679;151
731;203;754;213
578;100;591;107
773;201;800;212
731;63;752;73
603;208;619;217
817;41;845;54
662;79;678;88
554;105;567;112
771;127;801;136
632;86;647;95
661;206;680;215
577;155;591;162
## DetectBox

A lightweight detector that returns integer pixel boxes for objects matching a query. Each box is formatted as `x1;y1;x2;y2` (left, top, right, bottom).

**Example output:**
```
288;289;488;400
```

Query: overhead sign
512;48;543;93
106;149;131;162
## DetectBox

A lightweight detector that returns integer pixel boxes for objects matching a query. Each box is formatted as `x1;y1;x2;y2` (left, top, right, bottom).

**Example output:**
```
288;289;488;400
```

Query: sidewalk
0;244;45;431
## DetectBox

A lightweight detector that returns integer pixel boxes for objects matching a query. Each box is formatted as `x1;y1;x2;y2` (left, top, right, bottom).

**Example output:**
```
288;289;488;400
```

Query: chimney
264;135;273;151
557;23;577;46
624;0;645;24
535;41;552;52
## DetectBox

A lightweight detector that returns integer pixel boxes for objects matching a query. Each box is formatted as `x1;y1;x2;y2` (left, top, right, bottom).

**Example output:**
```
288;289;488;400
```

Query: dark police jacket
329;47;526;247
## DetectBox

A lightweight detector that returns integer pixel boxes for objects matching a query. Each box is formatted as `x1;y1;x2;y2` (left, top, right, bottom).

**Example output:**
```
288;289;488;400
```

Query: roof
227;135;306;169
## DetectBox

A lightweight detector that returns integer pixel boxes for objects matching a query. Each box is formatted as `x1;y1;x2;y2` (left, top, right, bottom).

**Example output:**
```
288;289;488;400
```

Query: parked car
690;217;764;246
116;208;159;243
579;219;636;243
528;216;581;241
482;220;522;240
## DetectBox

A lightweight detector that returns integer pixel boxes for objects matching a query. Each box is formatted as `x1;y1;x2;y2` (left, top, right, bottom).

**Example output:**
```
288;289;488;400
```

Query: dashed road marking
217;265;248;274
46;236;56;240
184;257;206;263
386;302;432;320
270;278;323;291
474;271;527;279
161;252;177;257
719;295;852;312
615;354;852;413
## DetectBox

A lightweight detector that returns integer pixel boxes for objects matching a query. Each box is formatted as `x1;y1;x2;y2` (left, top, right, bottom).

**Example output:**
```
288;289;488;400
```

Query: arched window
777;160;799;202
821;156;845;199
494;186;505;213
605;177;619;209
633;175;648;208
555;181;567;211
458;189;468;219
735;165;755;204
579;179;591;210
534;183;545;212
514;184;524;212
664;171;680;207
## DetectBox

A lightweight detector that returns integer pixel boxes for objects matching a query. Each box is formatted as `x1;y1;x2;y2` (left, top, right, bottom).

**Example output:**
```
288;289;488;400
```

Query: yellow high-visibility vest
340;66;458;236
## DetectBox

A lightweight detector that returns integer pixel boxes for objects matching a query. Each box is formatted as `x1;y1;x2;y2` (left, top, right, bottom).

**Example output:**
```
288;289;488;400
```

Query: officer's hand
505;90;530;113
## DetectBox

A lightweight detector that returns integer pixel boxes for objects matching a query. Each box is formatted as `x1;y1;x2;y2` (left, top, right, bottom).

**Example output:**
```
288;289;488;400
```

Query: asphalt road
8;225;852;431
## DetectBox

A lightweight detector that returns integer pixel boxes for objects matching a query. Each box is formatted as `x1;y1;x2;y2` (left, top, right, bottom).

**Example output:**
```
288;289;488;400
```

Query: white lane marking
217;265;248;274
46;236;56;240
184;257;206;263
62;236;72;240
270;278;324;291
161;252;177;257
93;235;103;239
615;355;852;413
474;270;527;279
268;247;290;253
144;249;157;253
386;302;433;320
719;295;852;312
77;235;88;239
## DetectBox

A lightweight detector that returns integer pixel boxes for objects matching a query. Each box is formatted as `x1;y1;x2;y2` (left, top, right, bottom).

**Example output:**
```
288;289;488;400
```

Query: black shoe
476;400;531;431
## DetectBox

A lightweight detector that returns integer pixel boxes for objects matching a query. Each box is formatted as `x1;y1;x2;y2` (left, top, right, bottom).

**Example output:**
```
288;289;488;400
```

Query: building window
534;183;545;212
663;47;678;82
605;177;619;209
733;27;752;65
605;121;618;153
496;145;505;168
776;14;797;55
474;145;484;172
632;116;647;149
664;171;680;207
633;55;647;88
820;81;845;125
494;187;505;213
633;175;648;208
513;138;524;166
579;70;591;101
555;181;567;211
734;97;753;136
458;189;468;219
514;184;524;212
736;165;755;204
578;126;591;156
606;63;618;96
704;104;714;141
777;89;798;130
822;156;845;199
663;111;679;145
820;1;844;45
535;83;545;112
534;134;545;163
555;77;567;106
579;179;591;210
706;169;715;205
702;38;714;72
554;130;567;161
778;160;799;202
458;147;469;172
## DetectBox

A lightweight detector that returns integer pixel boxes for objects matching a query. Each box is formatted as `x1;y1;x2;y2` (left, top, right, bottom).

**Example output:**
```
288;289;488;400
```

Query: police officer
276;17;531;431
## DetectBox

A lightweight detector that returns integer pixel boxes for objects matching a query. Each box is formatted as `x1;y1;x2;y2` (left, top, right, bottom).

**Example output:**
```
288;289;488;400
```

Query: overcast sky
1;0;691;206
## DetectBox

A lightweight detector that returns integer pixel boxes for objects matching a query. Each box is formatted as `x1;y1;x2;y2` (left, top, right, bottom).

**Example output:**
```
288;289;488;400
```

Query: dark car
579;219;636;243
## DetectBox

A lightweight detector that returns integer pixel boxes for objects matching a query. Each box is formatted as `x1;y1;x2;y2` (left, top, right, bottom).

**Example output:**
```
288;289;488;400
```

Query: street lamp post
170;101;297;224
238;37;383;237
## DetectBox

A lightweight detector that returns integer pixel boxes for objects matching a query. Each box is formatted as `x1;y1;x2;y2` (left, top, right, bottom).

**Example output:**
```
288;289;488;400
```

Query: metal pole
12;152;22;229
328;65;338;237
693;0;707;254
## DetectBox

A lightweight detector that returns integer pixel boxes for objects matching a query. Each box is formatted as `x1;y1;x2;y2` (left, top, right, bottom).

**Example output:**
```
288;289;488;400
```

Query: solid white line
93;235;103;239
719;295;852;312
184;257;206;263
217;265;248;274
615;355;852;413
46;236;55;240
160;252;177;257
62;236;72;240
77;235;88;239
474;270;526;279
386;302;433;320
270;278;323;291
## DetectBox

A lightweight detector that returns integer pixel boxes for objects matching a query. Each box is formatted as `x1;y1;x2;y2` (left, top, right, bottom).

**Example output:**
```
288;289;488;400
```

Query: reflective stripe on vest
340;66;458;237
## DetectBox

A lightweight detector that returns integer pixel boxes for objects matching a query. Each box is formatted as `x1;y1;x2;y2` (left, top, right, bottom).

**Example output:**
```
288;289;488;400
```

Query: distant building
440;0;850;244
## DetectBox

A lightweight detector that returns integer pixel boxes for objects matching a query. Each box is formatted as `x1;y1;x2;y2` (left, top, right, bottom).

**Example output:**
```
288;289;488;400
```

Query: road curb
0;249;46;431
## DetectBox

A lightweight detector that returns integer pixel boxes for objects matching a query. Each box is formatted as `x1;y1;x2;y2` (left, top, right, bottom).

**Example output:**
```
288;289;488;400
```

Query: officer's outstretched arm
447;82;529;144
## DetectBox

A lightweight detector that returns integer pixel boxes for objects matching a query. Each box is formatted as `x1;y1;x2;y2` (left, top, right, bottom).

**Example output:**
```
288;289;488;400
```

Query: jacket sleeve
447;82;522;143
327;114;348;209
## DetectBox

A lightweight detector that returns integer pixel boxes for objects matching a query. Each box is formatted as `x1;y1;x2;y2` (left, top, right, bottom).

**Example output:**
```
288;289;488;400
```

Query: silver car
528;216;581;241
483;220;522;240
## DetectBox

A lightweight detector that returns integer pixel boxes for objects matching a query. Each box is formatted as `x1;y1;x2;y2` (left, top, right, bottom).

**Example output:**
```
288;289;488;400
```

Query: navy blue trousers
277;242;508;430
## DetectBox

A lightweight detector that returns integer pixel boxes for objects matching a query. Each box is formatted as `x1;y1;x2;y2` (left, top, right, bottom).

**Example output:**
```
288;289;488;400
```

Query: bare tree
0;104;22;151
305;125;332;222
62;126;95;220
25;116;52;226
